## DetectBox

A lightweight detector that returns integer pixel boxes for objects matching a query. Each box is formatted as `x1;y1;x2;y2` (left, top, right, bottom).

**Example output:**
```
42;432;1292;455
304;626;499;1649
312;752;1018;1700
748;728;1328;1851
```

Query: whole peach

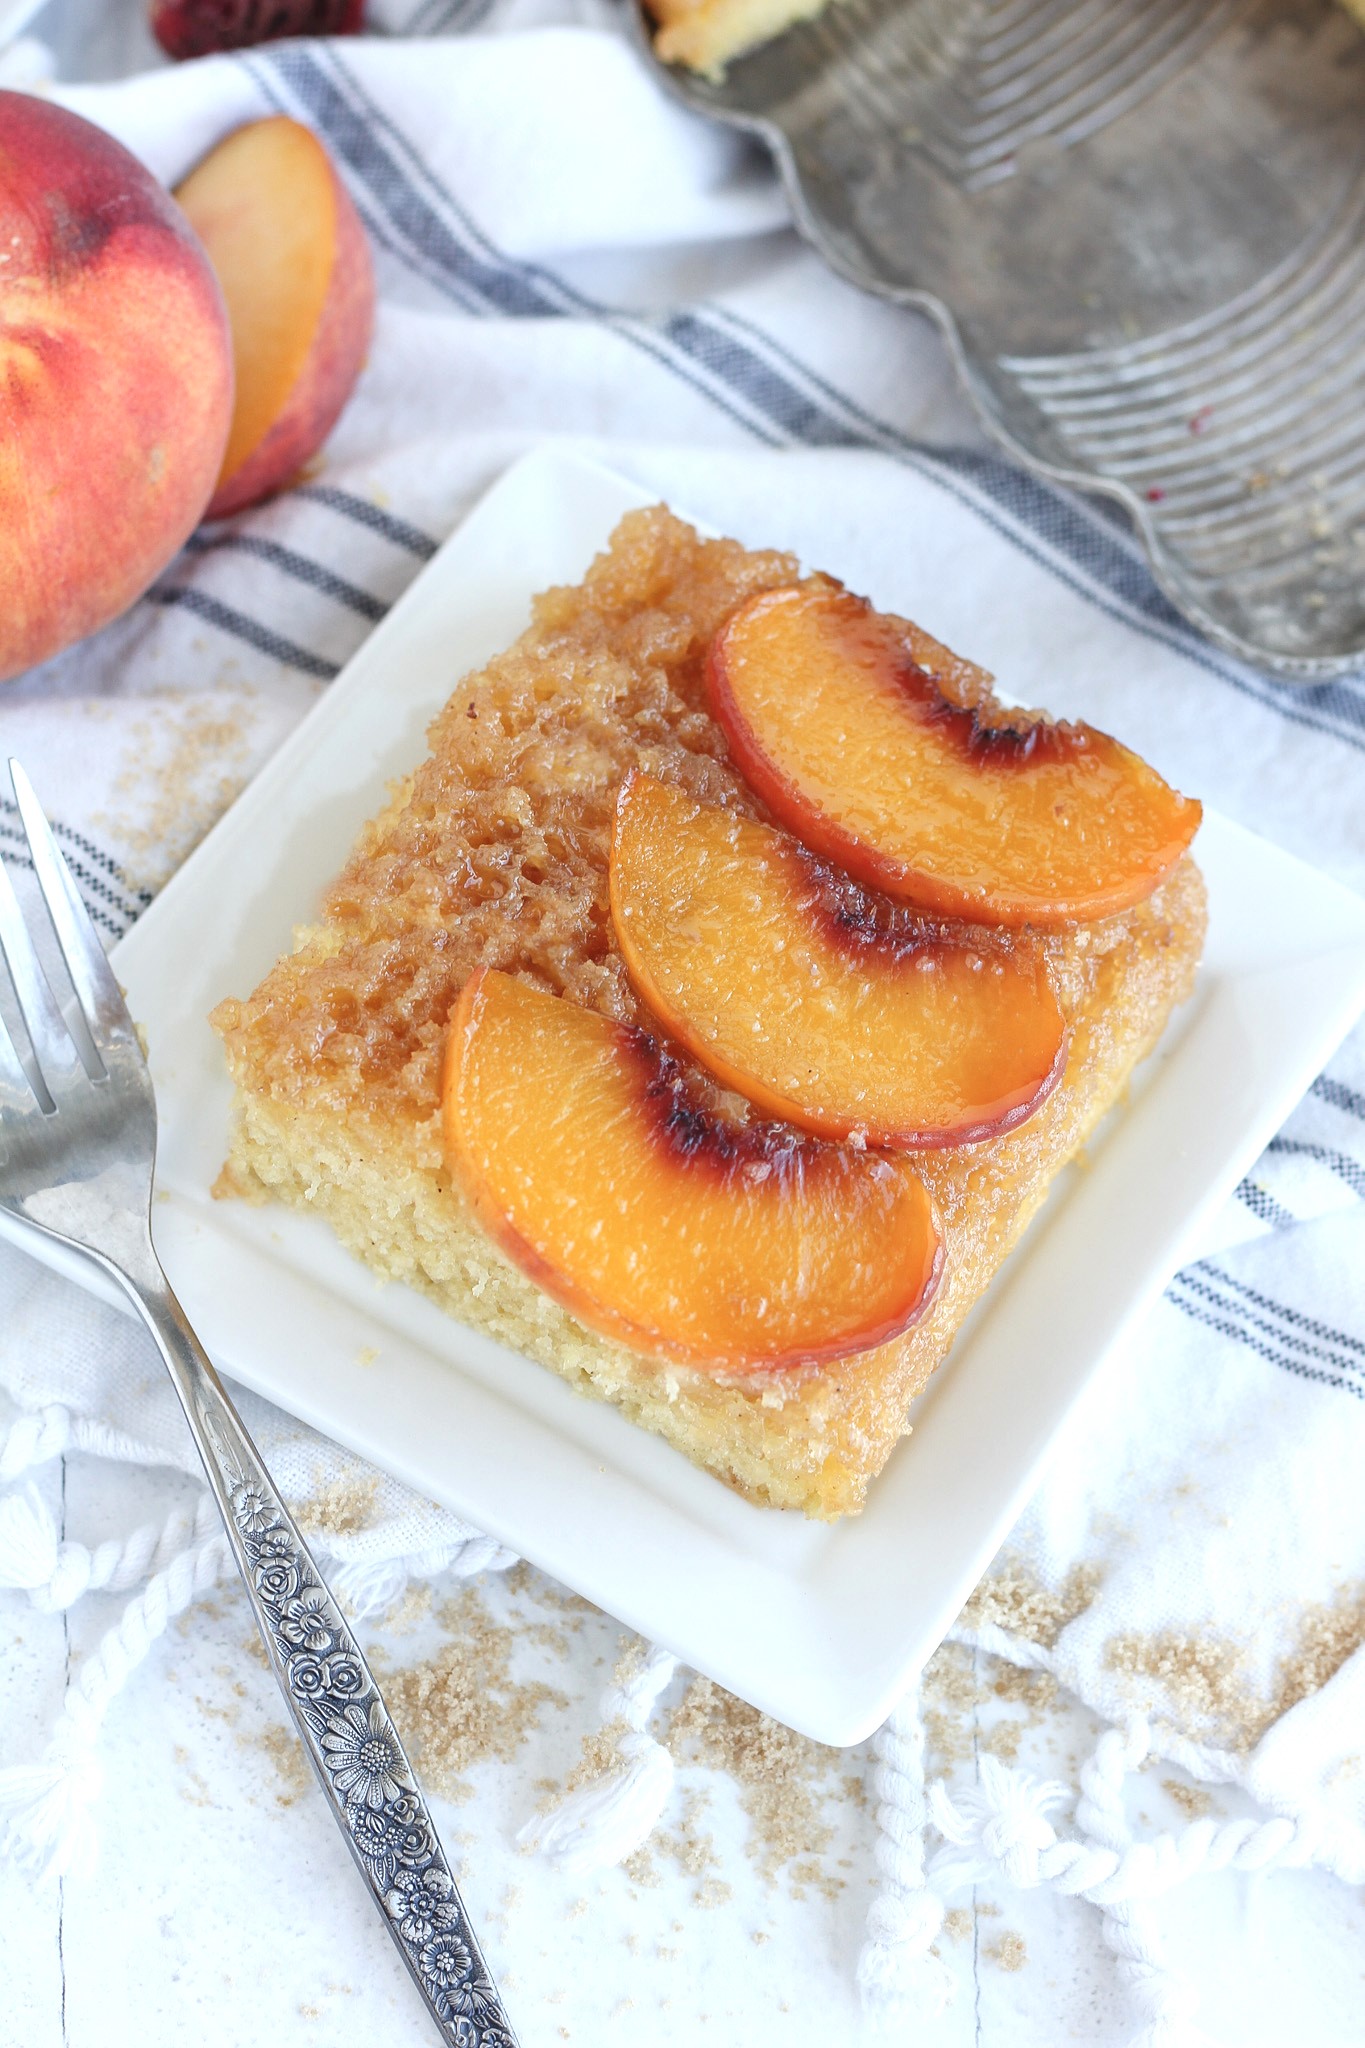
0;92;232;683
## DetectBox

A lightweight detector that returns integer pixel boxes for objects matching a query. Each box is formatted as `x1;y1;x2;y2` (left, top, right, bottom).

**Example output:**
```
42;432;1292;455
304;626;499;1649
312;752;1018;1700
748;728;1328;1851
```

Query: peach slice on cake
610;771;1067;1148
707;584;1202;927
443;968;944;1371
174;117;374;519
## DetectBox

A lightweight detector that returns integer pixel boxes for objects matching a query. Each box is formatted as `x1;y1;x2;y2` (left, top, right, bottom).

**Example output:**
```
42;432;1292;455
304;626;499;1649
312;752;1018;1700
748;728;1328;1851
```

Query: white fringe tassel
520;1641;681;1874
5;1390;1355;2047
331;1532;518;1621
856;1694;954;2027
1077;1720;1197;2048
855;1605;1365;2048
0;1402;519;1885
0;1403;198;1484
0;1483;220;1611
0;1530;232;1882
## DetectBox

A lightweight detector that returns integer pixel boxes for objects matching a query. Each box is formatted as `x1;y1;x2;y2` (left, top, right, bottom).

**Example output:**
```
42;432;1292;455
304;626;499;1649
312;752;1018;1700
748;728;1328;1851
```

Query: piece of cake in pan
211;507;1204;1520
646;0;836;78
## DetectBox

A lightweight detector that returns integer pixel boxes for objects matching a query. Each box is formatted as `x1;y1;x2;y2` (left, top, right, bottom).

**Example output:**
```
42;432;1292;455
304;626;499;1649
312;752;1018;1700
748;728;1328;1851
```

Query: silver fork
0;759;519;2048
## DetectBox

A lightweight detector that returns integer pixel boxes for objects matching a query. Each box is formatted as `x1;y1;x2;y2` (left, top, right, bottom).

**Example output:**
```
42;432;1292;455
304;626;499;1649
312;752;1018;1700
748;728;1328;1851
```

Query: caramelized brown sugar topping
213;509;800;1127
211;507;1189;1149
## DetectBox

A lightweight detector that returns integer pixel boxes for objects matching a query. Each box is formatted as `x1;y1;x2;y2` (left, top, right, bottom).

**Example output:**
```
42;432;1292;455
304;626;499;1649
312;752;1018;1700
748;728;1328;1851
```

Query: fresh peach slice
610;771;1066;1148
443;968;944;1371
707;584;1202;927
175;117;374;519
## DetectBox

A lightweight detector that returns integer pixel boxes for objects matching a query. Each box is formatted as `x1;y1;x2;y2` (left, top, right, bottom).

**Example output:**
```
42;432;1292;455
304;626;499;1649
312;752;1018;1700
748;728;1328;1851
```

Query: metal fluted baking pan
643;0;1365;680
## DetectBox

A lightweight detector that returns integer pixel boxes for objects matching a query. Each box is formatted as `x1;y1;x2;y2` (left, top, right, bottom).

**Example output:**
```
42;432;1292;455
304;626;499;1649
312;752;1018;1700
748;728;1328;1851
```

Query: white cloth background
1;9;1364;2045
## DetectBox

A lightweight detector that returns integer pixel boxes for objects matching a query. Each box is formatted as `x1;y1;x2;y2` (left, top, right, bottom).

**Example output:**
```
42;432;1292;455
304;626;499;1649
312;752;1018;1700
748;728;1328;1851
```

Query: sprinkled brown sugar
961;1557;1103;1648
921;1620;1074;1774
925;1642;977;1708
1162;1777;1214;1819
173;1745;214;1808
549;1639;656;1814
980;1721;1023;1764
921;1642;983;1769
381;1584;569;1801
667;1676;844;1891
1107;1630;1249;1740
549;1653;736;1904
991;1663;1059;1710
253;1720;314;1806
841;1769;869;1809
297;1469;380;1538
562;1717;634;1802
622;1842;661;1888
986;1931;1028;1972
95;688;261;895
521;1619;576;1660
1271;1584;1365;1721
510;1562;594;1638
1106;1582;1365;1749
381;1581;434;1634
653;1786;722;1882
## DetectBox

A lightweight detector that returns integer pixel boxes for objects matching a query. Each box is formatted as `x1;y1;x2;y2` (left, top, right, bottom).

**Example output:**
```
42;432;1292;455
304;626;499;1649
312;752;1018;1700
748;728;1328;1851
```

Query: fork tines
0;760;129;1112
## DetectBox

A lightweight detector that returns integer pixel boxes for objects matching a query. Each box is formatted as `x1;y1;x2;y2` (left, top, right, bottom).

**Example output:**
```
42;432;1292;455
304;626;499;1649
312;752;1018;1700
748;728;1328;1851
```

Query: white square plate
10;448;1365;1746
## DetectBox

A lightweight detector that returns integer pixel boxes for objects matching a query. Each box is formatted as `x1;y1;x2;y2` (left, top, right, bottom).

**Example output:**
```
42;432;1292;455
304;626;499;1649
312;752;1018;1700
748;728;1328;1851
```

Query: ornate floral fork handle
0;761;519;2048
151;1285;518;2048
